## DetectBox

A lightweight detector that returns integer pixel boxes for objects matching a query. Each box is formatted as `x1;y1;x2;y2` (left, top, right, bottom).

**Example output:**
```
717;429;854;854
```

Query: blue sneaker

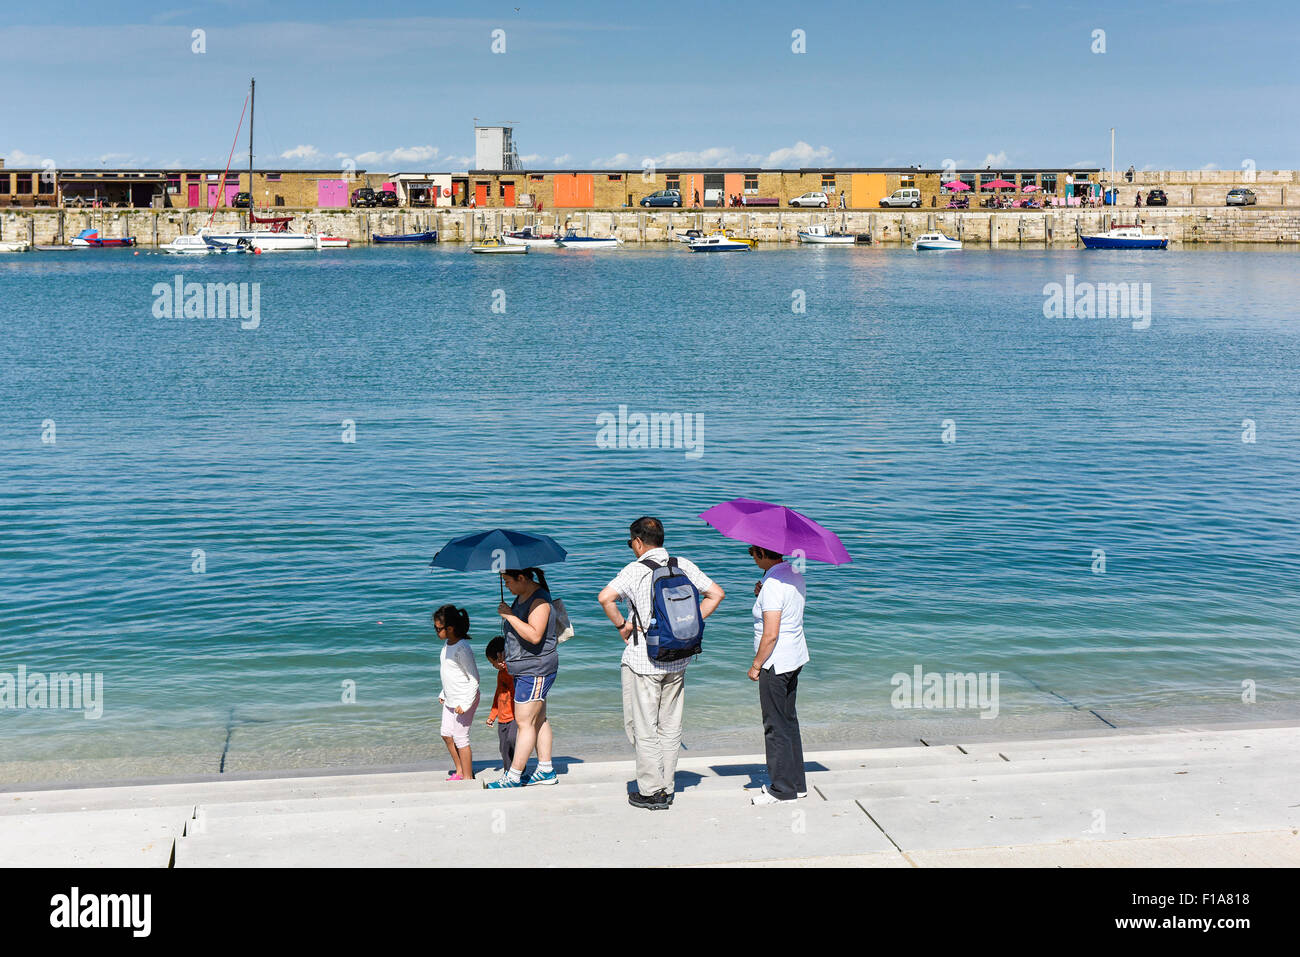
483;775;524;789
525;768;557;786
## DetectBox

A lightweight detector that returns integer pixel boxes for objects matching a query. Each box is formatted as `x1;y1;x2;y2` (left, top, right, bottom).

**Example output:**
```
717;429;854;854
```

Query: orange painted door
724;173;744;205
503;182;516;207
474;182;489;206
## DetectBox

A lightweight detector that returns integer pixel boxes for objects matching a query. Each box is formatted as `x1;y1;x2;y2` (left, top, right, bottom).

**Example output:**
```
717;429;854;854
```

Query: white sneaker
750;785;782;806
798;791;809;798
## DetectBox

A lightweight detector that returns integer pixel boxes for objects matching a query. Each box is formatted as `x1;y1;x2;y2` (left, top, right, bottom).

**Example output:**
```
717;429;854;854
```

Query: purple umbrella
699;498;852;565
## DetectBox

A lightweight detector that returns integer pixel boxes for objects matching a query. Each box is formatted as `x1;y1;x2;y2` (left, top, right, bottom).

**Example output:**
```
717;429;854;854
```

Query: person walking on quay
598;516;725;810
483;567;559;789
1135;191;1143;208
745;546;809;804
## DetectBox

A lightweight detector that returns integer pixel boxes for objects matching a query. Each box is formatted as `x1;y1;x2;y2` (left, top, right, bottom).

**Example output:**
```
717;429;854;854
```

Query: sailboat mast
248;78;255;225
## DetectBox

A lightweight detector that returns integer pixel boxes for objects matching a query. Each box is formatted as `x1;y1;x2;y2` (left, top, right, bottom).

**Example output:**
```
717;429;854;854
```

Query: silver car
1226;188;1257;206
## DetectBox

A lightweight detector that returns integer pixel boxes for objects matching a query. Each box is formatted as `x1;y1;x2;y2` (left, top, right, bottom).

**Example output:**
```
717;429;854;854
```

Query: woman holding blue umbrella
430;530;566;788
487;566;561;788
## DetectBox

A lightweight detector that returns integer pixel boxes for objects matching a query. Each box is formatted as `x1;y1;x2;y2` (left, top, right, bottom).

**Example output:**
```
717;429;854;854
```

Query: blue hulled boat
1080;225;1168;249
372;230;438;244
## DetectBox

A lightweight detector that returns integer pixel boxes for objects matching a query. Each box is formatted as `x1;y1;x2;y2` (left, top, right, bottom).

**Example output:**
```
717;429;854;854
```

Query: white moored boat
798;223;855;245
912;232;962;250
502;227;559;247
554;230;622;249
0;240;31;253
471;238;528;254
686;233;752;252
161;232;235;255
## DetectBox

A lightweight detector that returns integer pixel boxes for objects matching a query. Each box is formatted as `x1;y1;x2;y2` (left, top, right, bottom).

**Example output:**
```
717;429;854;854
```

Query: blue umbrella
430;528;567;600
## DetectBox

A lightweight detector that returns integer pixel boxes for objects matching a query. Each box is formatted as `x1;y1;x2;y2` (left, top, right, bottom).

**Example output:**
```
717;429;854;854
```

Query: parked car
1226;188;1257;207
789;191;829;208
640;189;682;208
879;188;922;208
1144;188;1168;207
350;187;377;207
233;192;251;208
376;189;399;207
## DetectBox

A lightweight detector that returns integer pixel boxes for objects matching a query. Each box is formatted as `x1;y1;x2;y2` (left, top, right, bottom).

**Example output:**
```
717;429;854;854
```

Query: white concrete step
174;791;893;868
0;806;191;867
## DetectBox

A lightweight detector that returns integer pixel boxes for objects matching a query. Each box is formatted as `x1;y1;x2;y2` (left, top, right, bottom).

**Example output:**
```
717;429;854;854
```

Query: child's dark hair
503;566;549;591
485;636;505;662
433;604;470;639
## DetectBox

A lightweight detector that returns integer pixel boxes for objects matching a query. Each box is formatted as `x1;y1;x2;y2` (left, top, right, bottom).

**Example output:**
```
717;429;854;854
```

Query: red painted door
224;183;240;206
503;182;516;207
474;182;489;207
188;183;200;207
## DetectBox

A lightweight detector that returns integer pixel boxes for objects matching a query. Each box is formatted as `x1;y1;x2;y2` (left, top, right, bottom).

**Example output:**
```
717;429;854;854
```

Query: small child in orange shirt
485;636;516;774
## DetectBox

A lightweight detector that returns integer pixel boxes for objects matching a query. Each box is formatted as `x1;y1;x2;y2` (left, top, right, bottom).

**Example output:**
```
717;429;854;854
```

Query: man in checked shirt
598;516;726;810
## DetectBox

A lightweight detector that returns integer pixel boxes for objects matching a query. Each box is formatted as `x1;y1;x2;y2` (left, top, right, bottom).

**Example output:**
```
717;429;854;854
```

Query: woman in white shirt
746;546;808;805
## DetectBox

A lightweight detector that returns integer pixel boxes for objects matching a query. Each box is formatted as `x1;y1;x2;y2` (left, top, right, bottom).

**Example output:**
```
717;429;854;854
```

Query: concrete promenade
2;722;1297;867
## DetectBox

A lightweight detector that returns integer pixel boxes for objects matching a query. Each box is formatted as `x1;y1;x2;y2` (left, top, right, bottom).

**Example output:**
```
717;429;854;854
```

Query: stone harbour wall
3;206;1299;247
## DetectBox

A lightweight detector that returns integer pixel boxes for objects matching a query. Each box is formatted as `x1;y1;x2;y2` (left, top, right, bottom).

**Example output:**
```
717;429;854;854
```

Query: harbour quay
3;203;1299;247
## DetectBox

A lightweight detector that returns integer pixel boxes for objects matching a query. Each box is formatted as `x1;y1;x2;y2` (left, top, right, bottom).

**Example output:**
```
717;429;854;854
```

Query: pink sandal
447;772;464;781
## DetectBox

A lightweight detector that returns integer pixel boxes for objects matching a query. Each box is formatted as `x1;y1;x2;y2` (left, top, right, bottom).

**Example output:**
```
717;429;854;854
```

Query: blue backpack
631;557;704;662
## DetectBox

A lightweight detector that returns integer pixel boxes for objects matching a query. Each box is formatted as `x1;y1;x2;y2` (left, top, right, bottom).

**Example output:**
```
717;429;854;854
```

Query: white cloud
552;154;572;165
1201;162;1218;170
2;148;50;167
592;142;834;170
763;141;832;167
280;144;325;162
591;151;635;168
518;153;544;165
353;145;440;167
981;150;1010;168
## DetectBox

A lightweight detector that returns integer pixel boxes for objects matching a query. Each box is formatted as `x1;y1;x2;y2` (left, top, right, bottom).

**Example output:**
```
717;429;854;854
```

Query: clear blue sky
2;0;1296;173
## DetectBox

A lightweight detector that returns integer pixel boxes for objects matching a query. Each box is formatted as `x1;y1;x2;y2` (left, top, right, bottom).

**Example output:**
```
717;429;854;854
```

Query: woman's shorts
512;672;556;704
440;695;478;746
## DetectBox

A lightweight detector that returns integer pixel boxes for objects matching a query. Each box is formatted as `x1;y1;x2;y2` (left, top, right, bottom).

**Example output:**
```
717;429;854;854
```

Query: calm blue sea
2;244;1299;783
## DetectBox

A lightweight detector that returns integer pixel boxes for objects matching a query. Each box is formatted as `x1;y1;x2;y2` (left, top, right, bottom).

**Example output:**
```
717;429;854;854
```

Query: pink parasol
982;179;1017;190
942;180;970;191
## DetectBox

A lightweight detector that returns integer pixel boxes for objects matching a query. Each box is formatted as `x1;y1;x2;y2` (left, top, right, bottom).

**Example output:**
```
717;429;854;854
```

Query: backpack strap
628;559;661;645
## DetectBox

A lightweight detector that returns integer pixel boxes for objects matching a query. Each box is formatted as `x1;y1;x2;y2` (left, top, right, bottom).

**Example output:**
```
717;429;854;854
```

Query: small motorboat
1080;224;1169;249
316;236;350;248
686;233;752;252
912;232;963;250
162;233;217;255
203;236;257;254
69;228;136;248
502;227;558;247
554;230;622;249
471;238;528;254
0;240;31;253
674;228;703;244
798;223;855;245
372;230;438;244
